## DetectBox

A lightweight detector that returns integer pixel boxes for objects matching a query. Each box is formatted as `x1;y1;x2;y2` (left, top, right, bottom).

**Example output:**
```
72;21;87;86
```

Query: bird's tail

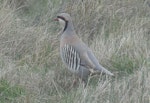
96;65;114;76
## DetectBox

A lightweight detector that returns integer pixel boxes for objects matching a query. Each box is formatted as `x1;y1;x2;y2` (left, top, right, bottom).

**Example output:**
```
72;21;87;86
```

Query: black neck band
63;21;68;32
57;16;68;32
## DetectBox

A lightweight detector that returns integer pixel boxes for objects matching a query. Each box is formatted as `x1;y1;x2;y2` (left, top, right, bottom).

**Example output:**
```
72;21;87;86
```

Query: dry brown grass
0;0;150;103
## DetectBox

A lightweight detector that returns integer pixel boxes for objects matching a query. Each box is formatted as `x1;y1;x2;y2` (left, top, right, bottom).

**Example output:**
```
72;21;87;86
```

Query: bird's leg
69;77;78;89
83;80;87;88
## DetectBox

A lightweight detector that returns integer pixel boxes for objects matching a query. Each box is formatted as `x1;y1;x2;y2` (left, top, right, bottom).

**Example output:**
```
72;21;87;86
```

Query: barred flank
62;44;80;71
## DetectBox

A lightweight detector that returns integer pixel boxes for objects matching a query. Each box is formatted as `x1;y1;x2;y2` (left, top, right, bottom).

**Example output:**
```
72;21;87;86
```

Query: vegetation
0;0;149;103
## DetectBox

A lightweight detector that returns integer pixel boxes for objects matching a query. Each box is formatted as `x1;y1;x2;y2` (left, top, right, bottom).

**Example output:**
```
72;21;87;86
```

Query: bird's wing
83;49;114;76
70;37;113;76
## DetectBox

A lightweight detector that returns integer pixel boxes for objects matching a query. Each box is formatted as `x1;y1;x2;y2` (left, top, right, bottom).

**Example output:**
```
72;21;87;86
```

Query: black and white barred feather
61;44;80;72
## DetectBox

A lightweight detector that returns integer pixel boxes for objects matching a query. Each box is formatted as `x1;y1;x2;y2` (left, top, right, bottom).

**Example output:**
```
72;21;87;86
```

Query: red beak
54;18;58;21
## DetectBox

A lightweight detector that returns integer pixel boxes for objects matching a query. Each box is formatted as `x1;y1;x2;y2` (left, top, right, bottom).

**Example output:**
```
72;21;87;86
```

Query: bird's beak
54;18;58;21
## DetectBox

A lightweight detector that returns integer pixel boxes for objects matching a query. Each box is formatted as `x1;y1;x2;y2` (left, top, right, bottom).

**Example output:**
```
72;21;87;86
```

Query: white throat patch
58;18;66;25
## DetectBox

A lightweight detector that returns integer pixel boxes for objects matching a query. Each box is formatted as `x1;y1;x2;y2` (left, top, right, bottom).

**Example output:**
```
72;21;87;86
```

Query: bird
55;13;114;85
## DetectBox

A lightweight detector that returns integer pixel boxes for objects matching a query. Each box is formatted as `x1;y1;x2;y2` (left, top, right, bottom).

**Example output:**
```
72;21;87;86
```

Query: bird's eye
57;16;66;21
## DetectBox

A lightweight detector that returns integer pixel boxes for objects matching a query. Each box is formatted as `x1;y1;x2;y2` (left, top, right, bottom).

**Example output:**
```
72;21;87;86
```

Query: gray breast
61;44;80;72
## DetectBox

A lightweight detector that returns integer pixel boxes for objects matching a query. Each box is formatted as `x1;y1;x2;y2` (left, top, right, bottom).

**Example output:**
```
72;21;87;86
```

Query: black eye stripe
57;16;66;21
57;16;68;32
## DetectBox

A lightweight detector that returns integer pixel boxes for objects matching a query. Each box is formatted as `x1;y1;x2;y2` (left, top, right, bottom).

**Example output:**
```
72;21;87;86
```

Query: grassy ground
0;0;150;103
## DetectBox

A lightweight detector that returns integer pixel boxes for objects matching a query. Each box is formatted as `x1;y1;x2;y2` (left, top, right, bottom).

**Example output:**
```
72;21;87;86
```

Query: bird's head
55;13;73;32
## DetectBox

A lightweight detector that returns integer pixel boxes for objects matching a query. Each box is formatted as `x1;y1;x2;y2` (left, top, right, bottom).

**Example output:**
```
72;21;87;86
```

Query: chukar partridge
55;13;114;84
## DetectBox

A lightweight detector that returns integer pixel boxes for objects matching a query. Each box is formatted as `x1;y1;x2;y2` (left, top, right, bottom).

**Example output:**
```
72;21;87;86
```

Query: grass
0;79;25;103
0;0;150;103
